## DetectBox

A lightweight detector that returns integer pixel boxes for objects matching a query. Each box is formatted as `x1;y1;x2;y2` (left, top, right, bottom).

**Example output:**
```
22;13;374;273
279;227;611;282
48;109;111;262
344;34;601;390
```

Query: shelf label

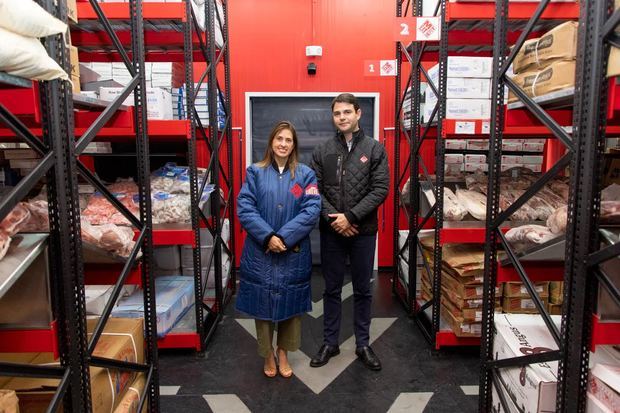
455;121;476;135
364;60;397;77
394;17;441;43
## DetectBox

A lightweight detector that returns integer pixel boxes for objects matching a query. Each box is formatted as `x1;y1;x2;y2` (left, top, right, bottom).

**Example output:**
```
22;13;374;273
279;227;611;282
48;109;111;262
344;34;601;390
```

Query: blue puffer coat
236;162;321;321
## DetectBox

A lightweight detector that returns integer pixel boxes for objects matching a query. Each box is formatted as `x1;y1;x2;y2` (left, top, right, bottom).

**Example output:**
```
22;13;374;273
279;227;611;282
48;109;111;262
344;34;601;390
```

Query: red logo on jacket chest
290;183;303;198
360;154;369;163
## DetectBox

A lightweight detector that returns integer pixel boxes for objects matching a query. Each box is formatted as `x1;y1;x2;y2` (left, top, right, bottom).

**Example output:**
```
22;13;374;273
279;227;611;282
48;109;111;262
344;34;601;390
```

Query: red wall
228;0;398;267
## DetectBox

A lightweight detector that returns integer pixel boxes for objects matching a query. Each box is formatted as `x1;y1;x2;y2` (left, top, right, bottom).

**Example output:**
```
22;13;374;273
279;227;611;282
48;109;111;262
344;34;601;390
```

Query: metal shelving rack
556;0;620;410
72;0;235;353
0;0;160;410
476;0;610;411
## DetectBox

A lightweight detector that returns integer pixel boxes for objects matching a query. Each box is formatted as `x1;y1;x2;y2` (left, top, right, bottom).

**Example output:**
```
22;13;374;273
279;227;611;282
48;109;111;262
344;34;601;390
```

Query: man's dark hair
331;93;360;112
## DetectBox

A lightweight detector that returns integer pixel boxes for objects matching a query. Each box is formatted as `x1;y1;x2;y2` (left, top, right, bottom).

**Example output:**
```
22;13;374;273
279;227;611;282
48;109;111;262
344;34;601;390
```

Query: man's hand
328;213;358;237
267;236;287;253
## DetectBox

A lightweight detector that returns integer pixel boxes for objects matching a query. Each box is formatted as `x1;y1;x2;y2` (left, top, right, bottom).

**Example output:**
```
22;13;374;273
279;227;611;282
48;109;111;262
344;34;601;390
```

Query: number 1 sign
394;17;441;42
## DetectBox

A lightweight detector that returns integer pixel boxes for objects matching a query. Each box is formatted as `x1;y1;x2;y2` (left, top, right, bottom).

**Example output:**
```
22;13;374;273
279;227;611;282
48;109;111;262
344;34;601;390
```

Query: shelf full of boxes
393;0;580;351
476;0;620;412
70;0;235;353
0;0;160;411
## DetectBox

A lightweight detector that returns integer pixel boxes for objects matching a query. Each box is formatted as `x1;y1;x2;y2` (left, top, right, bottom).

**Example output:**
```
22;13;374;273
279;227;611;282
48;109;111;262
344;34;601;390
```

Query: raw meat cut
0;230;10;261
600;201;620;223
506;224;557;245
443;187;467;221
499;190;537;221
547;205;567;234
0;203;31;236
20;200;49;232
602;183;620;201
465;172;488;193
539;188;567;210
456;188;488;221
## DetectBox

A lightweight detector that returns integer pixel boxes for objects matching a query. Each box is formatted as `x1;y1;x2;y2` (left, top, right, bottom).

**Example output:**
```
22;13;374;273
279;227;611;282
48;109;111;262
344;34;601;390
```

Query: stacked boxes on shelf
588;345;620;413
423;56;493;123
548;281;563;315
509;21;578;103
173;83;226;129
502;281;550;314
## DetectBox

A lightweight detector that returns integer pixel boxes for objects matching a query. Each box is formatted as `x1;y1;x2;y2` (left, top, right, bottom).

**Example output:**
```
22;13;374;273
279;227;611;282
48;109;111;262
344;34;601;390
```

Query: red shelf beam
445;2;579;21
151;226;196;247
158;332;201;351
0;321;60;358
496;262;565;284
76;2;186;21
84;263;142;286
591;314;620;351
435;331;480;350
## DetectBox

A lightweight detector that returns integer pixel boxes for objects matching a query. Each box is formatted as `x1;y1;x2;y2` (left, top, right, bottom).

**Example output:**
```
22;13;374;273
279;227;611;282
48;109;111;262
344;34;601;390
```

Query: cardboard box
548;303;562;315
604;156;620;186
502;155;523;165
4;318;144;413
467;140;490;151
513;21;578;74
445;153;464;164
522;142;545;152
502;297;549;314
113;374;147;413
445;163;464;176
549;281;563;304
509;60;576;103
424;98;491;120
66;0;78;24
493;314;561;413
608;0;620;78
0;390;19;413
99;87;173;120
442;295;483;322
445;139;466;150
502;140;523;152
503;281;549;299
522;155;544;165
3;149;38;160
441;286;500;309
464;162;488;173
442;270;501;299
85;285;114;316
425;76;491;100
441;304;481;337
465;154;487;164
427;56;493;79
492;375;521;413
588;363;620;413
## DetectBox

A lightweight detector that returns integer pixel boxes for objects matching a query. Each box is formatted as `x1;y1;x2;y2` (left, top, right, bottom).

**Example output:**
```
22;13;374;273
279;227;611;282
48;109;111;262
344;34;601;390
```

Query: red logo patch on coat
290;183;303;198
360;154;369;163
304;184;319;196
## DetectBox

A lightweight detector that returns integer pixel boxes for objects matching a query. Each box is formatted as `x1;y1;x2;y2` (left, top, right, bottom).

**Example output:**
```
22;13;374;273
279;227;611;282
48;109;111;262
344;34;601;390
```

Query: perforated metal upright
556;1;620;411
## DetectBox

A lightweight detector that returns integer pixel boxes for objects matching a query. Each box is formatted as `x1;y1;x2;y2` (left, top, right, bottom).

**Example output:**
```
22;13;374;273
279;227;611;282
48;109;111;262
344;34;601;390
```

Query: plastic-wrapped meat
501;166;536;178
82;192;139;226
465;172;488;193
547;205;567;234
548;180;570;201
539;188;567;210
107;179;138;194
455;188;488;220
0;230;10;261
506;224;557;245
602;183;620;201
443;187;467;221
527;195;555;221
19;200;50;232
81;219;102;245
151;192;191;224
401;177;411;205
0;203;31;236
99;224;136;257
600;201;620;223
499;190;536;221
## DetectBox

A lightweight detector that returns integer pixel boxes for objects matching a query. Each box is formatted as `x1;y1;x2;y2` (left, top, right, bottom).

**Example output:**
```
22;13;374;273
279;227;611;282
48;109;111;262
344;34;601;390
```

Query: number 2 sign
394;17;441;42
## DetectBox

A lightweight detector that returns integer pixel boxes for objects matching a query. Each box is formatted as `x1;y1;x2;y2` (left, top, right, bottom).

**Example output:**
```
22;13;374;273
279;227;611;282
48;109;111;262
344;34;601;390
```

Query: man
310;93;389;371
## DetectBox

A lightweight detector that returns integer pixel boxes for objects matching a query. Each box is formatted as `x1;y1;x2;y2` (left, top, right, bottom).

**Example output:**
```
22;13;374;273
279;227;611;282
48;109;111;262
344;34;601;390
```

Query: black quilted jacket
311;129;390;235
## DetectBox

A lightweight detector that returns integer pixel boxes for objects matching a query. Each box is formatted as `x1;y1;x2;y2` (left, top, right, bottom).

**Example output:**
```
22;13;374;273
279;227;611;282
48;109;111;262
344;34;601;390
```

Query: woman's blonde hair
256;120;299;178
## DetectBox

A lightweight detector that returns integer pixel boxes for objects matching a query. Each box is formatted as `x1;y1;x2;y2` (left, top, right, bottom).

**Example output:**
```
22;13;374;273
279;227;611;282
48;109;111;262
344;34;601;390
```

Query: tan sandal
264;351;277;378
277;348;293;378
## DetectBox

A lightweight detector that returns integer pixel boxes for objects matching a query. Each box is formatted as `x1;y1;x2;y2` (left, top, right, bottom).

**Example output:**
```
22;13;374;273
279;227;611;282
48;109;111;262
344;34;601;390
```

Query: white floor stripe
236;317;397;394
203;394;251;413
159;386;180;396
460;385;479;396
387;392;434;413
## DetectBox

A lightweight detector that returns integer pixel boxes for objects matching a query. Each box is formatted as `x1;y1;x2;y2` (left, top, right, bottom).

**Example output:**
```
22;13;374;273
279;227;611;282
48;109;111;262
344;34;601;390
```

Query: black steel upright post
479;0;508;410
430;0;448;348
206;0;224;320
185;0;206;354
556;0;612;411
222;0;236;292
393;0;404;304
129;0;160;409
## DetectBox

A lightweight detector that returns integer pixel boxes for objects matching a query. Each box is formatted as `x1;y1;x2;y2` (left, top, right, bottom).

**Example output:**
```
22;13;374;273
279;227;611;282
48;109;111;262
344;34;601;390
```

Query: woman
236;121;321;378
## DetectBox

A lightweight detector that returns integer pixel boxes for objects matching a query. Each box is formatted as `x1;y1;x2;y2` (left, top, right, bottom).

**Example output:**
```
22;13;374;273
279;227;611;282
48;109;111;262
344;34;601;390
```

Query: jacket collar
336;128;364;149
271;160;290;173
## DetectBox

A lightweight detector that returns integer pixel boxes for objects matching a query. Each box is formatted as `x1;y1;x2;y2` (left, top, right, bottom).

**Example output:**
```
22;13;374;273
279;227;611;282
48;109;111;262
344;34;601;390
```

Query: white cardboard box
464;162;488;172
522;155;544;165
85;285;113;316
424;98;491;120
493;313;562;413
445;154;464;164
465;154;487;164
99;87;173;120
587;392;614;413
445;163;465;175
427;56;493;79
502;155;523;165
426;76;492;100
467;140;490;151
523;142;545;152
445;139;467;150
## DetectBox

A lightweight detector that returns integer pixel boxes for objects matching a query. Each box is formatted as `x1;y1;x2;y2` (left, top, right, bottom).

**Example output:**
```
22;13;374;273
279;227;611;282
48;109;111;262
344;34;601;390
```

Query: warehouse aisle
158;270;480;412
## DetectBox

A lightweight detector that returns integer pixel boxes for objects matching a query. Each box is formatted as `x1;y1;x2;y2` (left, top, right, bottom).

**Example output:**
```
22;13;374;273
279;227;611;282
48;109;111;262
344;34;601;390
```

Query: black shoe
309;344;340;367
355;346;381;371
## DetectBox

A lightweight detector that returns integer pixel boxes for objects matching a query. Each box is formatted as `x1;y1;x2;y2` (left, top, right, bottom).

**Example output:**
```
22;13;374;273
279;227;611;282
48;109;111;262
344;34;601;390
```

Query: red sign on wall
394;17;441;43
364;60;398;77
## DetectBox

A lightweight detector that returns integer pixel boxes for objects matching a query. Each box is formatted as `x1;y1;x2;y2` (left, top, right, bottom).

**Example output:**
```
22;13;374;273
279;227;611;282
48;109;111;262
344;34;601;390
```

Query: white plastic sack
0;27;68;81
0;0;67;38
191;0;225;47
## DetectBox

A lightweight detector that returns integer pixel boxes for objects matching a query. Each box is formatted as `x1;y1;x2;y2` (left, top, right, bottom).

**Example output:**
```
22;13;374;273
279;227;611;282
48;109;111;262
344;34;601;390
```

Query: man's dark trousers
320;230;376;347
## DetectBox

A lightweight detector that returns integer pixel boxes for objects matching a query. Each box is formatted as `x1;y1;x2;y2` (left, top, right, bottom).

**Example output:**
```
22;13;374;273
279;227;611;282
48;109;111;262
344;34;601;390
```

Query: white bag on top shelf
0;27;68;81
0;0;67;38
